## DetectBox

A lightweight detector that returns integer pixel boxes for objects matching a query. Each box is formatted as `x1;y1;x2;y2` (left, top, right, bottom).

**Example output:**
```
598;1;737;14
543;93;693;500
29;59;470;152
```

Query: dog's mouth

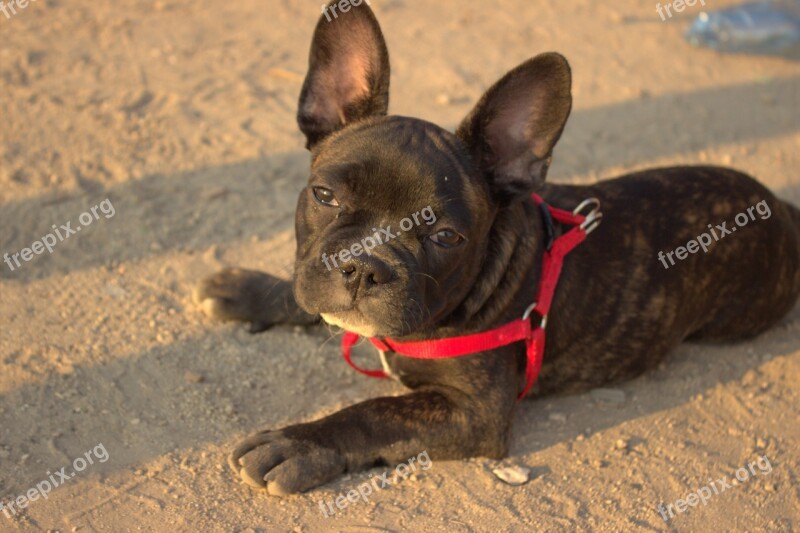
320;309;380;338
295;253;429;338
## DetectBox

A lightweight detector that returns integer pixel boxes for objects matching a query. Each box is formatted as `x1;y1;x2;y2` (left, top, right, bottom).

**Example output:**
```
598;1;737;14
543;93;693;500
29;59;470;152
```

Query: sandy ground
1;0;799;531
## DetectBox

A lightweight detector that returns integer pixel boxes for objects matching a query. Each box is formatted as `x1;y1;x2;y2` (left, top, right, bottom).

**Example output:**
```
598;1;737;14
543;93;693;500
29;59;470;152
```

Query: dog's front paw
228;427;346;496
193;268;293;332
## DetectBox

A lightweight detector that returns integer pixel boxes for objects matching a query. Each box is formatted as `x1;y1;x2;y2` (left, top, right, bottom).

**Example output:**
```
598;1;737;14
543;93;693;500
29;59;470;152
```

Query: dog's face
293;116;494;337
292;2;573;338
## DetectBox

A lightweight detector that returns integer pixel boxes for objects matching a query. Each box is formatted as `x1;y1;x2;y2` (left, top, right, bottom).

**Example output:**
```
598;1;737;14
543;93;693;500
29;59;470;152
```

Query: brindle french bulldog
194;1;800;495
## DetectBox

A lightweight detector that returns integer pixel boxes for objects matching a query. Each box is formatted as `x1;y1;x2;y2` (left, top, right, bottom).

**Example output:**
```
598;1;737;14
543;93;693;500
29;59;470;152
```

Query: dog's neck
438;198;545;335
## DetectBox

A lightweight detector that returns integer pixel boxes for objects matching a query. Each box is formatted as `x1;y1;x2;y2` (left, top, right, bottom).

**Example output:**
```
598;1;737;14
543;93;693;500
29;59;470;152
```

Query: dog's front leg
229;384;516;495
194;268;318;332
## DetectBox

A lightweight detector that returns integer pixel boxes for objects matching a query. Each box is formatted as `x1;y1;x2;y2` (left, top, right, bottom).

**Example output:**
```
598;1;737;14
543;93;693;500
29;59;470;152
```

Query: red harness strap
341;193;601;399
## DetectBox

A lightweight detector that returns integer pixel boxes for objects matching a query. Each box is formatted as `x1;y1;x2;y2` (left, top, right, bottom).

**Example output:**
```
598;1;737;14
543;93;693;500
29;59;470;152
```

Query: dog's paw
228;427;346;496
193;268;290;332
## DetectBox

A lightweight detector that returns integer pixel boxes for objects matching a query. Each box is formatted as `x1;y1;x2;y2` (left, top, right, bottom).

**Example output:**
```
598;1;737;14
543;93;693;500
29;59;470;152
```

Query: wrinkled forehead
310;116;492;220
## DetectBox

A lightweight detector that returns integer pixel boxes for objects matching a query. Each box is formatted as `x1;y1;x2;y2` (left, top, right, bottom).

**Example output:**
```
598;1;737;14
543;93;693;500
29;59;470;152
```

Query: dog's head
293;1;572;338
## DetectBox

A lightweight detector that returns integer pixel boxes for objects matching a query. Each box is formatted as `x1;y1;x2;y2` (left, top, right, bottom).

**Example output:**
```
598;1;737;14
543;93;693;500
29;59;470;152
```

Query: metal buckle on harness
522;302;548;329
573;197;603;234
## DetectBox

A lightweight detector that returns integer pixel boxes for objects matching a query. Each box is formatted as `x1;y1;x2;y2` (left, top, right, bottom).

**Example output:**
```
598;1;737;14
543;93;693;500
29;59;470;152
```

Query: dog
194;2;800;496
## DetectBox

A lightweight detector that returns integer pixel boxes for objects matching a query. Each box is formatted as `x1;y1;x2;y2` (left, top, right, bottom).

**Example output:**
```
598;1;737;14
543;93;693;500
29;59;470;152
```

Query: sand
1;0;798;531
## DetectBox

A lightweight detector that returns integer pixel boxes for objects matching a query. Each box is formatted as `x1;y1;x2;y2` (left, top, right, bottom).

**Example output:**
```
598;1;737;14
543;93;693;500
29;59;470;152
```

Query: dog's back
533;166;800;394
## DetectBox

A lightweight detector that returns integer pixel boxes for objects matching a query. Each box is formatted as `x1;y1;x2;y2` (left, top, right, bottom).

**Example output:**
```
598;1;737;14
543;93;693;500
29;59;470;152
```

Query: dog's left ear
456;53;572;203
297;0;390;150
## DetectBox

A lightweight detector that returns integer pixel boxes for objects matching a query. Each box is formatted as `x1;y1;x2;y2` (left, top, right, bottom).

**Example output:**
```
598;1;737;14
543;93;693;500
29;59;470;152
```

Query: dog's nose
341;255;394;295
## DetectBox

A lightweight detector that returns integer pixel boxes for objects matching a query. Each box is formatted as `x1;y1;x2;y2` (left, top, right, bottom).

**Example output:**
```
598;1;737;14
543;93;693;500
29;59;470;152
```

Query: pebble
104;283;128;298
590;388;626;404
549;412;567;423
184;371;205;384
493;465;531;486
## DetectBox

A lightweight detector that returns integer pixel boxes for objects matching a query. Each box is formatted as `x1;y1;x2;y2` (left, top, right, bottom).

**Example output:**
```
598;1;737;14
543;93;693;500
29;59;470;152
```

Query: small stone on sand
184;371;205;384
493;465;531;486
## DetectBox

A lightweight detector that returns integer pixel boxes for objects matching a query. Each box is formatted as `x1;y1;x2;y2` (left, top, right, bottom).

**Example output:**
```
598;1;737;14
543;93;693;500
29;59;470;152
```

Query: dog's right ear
297;1;390;150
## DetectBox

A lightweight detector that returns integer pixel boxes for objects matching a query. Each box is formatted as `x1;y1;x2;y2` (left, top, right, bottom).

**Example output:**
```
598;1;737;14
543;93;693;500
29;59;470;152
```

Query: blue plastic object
685;0;800;54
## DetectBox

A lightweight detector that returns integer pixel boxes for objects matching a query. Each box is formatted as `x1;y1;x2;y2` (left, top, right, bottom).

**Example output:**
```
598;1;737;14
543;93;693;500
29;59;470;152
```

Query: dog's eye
429;229;465;247
312;187;339;207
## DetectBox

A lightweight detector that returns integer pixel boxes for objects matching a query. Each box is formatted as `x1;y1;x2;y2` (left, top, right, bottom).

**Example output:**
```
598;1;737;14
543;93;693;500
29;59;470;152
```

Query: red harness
341;193;602;399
